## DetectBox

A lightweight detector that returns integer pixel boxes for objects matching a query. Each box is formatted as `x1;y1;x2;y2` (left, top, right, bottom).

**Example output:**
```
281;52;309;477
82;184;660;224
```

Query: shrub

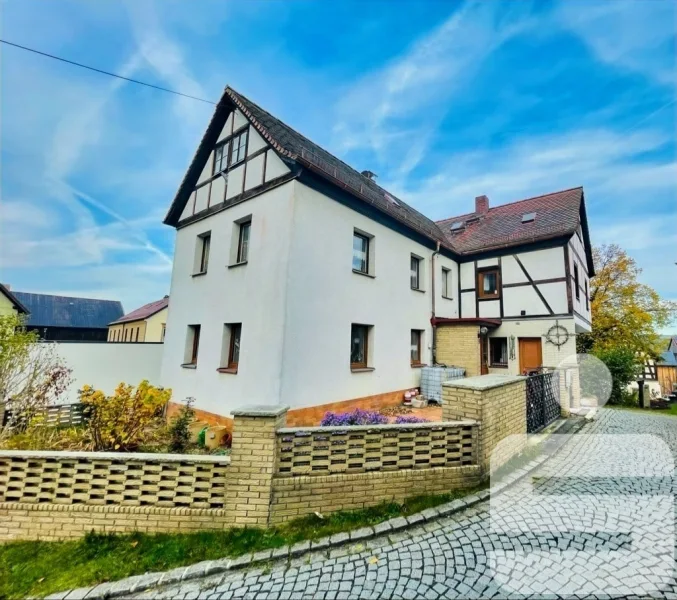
393;415;429;424
79;381;171;451
168;397;195;453
320;409;388;426
590;347;640;405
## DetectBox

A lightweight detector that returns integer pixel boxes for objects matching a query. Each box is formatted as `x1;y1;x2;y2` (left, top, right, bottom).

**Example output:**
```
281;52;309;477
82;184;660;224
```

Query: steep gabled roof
0;283;30;315
437;187;584;253
109;296;169;325
164;86;450;249
164;86;592;267
12;292;123;329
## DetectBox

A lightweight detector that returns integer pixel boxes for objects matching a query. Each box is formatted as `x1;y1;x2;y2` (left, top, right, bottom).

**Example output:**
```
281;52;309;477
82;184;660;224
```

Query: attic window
384;193;399;206
450;221;465;232
522;212;536;223
466;216;480;225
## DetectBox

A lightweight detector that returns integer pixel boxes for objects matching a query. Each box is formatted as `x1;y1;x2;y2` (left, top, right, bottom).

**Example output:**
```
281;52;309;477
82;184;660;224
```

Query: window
350;324;370;369
231;129;248;165
184;325;201;366
442;267;451;298
585;279;589;310
410;255;421;290
574;263;580;300
213;140;229;174
135;327;139;343
490;338;508;367
124;329;128;342
236;220;251;263
411;330;423;366
161;323;166;342
196;233;211;274
478;268;500;299
352;232;370;274
227;323;242;370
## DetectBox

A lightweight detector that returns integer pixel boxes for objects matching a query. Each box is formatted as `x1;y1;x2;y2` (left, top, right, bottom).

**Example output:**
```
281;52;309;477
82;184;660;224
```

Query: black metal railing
526;371;560;433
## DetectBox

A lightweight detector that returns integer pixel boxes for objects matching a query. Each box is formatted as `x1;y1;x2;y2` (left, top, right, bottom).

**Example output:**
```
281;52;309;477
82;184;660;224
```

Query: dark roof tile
13;292;123;329
109;296;169;325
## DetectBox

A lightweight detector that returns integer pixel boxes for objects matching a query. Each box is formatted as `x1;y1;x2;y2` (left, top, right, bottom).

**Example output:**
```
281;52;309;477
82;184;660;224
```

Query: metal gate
526;371;560;433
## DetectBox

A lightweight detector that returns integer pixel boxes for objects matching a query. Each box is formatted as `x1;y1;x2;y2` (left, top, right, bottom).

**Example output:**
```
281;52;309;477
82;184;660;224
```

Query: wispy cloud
331;1;537;176
556;0;676;86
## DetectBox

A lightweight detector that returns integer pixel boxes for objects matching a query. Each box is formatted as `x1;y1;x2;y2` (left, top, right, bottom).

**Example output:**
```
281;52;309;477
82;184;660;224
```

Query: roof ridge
14;291;122;304
436;186;583;224
225;86;449;244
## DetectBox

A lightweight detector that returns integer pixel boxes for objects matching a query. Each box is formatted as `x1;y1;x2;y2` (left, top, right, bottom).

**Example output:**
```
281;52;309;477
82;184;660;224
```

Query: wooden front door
519;338;542;374
480;335;489;375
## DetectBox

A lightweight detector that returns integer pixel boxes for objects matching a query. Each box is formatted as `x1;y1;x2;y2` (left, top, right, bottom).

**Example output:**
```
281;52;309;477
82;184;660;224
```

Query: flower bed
320;408;429;426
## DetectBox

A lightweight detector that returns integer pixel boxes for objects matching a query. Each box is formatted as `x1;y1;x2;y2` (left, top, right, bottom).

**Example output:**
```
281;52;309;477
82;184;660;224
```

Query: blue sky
1;0;675;328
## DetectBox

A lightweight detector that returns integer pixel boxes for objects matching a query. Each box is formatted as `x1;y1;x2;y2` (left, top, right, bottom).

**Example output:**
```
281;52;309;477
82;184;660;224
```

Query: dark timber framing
513;254;554;316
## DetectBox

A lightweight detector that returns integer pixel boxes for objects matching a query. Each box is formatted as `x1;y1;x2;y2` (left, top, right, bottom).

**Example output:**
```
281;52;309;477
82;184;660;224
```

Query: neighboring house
160;86;594;422
657;351;677;396
108;296;169;343
668;336;677;358
12;291;123;341
0;283;30;317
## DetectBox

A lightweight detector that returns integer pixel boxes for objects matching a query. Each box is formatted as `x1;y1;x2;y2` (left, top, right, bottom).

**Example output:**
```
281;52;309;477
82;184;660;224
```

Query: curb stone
49;416;585;600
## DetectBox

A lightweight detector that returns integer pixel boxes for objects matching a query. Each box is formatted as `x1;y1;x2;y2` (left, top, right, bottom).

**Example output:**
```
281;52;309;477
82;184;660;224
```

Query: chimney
361;170;377;180
475;195;489;214
2;283;9;290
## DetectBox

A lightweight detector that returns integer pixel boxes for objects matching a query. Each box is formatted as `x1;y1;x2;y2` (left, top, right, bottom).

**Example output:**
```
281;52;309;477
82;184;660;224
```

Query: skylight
521;212;536;223
384;193;399;206
450;221;465;231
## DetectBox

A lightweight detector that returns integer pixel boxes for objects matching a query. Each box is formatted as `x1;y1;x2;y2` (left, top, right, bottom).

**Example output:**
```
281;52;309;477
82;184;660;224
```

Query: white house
161;86;594;425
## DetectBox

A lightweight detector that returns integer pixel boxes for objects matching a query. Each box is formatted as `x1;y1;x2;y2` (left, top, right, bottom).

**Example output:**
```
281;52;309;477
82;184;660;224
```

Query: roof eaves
0;283;30;315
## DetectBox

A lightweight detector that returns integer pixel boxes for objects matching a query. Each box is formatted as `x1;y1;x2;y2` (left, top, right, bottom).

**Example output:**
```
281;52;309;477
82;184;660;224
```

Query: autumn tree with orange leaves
577;244;677;358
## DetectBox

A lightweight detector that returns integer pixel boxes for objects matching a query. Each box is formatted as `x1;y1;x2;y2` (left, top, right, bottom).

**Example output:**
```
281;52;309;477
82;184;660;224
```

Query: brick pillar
225;405;288;527
442;375;527;474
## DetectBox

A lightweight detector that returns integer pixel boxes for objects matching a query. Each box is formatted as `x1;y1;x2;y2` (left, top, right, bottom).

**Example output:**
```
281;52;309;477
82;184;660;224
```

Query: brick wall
0;450;231;542
442;375;526;473
270;465;481;524
0;504;231;542
436;325;481;376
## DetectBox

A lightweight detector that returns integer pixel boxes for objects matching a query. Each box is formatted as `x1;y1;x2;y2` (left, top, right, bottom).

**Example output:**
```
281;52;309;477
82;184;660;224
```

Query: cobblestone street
133;409;677;599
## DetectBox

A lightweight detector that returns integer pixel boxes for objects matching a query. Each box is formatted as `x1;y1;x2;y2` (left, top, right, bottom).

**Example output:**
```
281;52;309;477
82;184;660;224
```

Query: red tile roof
437;187;584;254
109;296;169;326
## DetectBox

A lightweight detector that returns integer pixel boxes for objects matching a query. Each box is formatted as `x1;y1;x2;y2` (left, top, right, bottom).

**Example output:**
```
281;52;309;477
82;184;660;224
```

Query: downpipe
430;241;441;365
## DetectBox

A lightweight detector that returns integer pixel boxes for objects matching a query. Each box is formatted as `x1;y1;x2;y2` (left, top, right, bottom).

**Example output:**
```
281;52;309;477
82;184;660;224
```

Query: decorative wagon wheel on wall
545;323;569;348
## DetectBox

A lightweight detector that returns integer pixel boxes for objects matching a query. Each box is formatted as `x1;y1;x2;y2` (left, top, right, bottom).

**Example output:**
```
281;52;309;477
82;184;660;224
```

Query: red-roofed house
108;296;169;343
160;86;593;423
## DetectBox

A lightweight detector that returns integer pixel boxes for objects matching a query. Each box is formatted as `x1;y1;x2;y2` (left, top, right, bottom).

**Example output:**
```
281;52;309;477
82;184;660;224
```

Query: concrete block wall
443;375;527;473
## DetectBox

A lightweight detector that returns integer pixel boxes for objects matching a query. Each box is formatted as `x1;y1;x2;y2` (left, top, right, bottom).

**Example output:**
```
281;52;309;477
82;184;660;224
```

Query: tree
577;244;677;357
0;314;72;437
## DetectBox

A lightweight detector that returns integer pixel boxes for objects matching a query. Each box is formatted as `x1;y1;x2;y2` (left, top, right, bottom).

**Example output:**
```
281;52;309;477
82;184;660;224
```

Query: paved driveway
133;409;677;599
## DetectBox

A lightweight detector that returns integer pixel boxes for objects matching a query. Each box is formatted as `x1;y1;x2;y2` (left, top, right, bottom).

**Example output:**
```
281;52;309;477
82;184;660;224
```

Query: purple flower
320;409;388;426
394;415;429;424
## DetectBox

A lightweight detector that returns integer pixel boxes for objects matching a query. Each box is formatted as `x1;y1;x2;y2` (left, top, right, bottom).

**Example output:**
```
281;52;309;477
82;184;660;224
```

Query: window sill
442;295;454;301
478;295;500;301
411;287;426;293
181;363;197;369
410;363;428;369
228;261;248;269
350;367;375;373
192;271;207;278
352;269;375;279
217;367;238;374
490;364;508;369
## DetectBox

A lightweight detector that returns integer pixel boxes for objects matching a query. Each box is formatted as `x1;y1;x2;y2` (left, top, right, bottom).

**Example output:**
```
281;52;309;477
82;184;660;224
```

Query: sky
1;0;675;329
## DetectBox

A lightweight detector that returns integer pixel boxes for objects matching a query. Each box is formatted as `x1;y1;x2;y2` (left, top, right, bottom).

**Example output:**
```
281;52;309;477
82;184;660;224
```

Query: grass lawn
0;484;486;599
604;404;677;416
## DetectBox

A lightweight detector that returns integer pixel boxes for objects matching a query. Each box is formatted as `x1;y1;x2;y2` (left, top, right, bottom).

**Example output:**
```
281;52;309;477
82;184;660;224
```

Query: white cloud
556;0;676;86
386;127;675;219
331;0;537;174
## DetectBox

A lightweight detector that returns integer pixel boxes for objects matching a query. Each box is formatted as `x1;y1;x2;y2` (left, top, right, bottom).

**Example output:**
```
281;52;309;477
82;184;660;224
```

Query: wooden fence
1;403;86;428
